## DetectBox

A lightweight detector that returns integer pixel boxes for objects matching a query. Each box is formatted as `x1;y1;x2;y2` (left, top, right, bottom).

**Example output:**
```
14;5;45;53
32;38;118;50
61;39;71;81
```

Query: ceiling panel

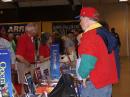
0;0;129;9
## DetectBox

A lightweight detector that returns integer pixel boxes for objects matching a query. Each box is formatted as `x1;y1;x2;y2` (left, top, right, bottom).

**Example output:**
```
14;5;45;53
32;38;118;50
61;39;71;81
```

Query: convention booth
0;21;82;97
0;44;81;97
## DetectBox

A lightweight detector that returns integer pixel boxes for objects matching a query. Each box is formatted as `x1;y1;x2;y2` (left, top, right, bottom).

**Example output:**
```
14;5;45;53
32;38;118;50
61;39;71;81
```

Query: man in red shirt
16;23;37;95
76;7;118;97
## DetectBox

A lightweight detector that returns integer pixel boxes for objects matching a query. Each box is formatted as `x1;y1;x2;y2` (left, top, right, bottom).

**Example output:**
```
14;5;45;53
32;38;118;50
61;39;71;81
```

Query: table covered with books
35;79;58;97
21;51;80;97
34;66;81;97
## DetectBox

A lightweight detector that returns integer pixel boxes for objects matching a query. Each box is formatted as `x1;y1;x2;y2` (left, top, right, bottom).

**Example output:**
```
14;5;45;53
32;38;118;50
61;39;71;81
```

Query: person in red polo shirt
16;23;37;95
38;32;52;77
76;7;118;97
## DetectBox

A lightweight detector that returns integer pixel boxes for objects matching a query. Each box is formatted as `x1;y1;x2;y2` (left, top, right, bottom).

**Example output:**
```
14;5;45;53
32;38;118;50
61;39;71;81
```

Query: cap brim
74;15;80;19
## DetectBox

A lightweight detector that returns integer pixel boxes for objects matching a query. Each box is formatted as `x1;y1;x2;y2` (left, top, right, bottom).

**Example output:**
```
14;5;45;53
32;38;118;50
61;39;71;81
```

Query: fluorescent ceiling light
119;0;128;2
1;0;13;2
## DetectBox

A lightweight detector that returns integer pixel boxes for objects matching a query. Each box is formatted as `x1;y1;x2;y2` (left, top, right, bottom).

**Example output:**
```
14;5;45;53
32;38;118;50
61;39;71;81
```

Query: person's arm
39;56;50;62
16;55;30;66
9;44;16;69
8;43;16;63
78;54;97;79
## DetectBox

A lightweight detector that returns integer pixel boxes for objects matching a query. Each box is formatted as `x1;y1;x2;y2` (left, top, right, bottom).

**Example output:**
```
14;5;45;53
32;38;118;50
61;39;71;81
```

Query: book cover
35;67;42;82
25;72;35;95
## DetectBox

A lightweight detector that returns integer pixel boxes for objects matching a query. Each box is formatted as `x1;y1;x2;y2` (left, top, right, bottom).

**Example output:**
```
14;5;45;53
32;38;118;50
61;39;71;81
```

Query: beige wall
100;3;129;56
34;22;42;36
42;21;52;33
128;4;130;57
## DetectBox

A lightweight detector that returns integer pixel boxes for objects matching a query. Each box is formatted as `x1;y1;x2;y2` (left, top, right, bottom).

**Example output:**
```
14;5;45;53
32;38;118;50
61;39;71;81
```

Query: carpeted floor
112;57;130;97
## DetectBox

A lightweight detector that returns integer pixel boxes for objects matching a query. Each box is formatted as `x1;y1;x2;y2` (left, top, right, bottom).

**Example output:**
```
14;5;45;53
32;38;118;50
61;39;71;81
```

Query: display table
35;80;58;97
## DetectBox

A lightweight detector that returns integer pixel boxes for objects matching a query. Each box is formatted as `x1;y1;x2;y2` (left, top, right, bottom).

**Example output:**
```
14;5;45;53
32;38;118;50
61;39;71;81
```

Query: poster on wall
52;21;81;35
0;24;27;36
0;49;13;97
50;44;60;79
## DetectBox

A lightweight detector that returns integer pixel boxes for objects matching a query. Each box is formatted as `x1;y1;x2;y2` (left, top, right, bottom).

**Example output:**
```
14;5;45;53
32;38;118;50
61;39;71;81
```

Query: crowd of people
0;6;121;97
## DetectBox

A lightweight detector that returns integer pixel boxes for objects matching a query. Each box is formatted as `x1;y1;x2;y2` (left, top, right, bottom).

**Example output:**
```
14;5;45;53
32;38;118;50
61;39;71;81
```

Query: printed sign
0;24;26;35
50;44;60;79
52;21;81;35
0;49;13;97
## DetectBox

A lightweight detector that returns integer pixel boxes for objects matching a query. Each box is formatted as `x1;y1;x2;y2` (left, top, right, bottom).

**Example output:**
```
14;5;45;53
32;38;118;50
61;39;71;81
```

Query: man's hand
82;79;87;88
24;60;31;67
16;55;30;67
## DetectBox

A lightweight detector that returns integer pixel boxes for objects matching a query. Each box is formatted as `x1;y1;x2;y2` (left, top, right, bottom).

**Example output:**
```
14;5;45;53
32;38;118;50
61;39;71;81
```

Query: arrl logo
0;62;6;85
